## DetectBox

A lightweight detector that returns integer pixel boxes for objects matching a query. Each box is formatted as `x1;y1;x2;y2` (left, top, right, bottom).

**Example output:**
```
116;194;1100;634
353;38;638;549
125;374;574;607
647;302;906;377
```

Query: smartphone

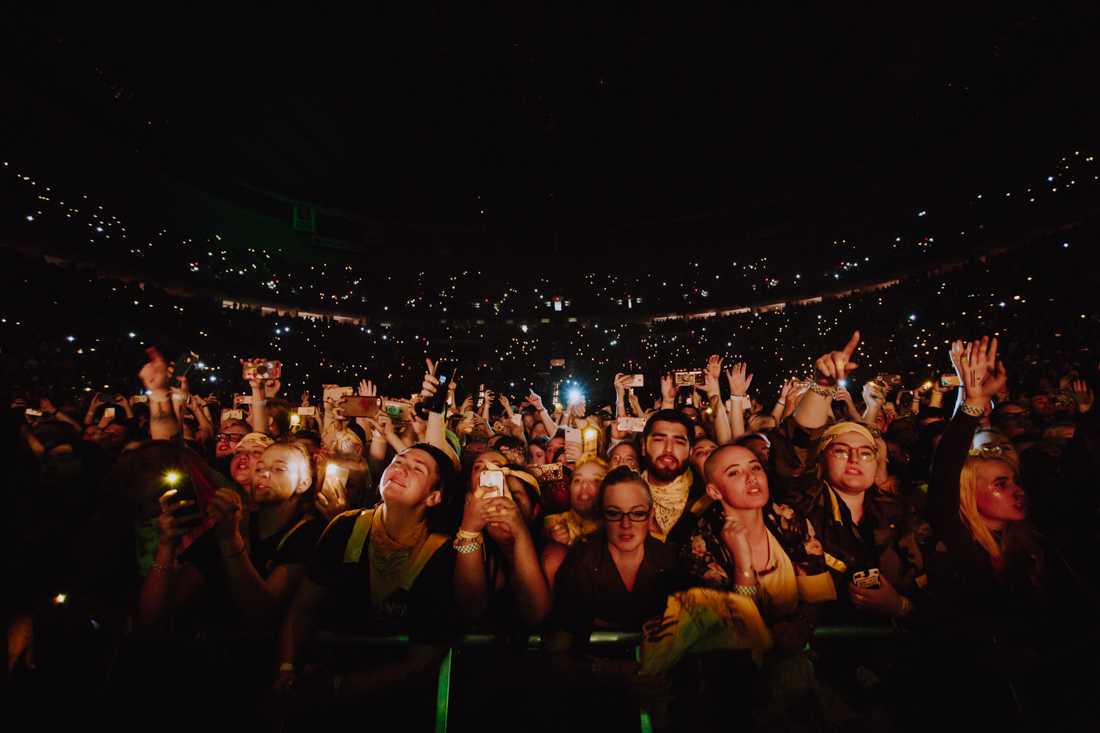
874;373;902;390
617;416;646;432
940;374;962;388
222;409;244;421
383;399;414;421
564;427;582;463
423;365;452;414
321;463;350;497
852;568;881;589
241;358;282;381
163;469;200;518
530;463;564;482
104;406;116;420
25;408;43;417
131;394;149;404
674;370;706;387
173;351;200;386
339;395;381;418
479;469;506;498
297;405;316;417
625;374;644;388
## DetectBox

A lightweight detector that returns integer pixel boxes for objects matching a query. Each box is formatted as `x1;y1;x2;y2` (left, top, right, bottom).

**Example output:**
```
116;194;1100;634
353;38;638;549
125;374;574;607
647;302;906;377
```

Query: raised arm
794;331;860;430
928;337;1006;534
724;361;753;440
705;356;733;445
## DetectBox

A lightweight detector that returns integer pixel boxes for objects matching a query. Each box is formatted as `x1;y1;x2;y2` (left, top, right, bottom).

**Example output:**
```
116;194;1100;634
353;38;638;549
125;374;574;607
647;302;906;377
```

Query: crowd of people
6;249;1100;730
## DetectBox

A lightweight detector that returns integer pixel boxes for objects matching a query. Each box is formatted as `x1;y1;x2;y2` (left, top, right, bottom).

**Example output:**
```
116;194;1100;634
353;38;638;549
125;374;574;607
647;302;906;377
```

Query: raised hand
498;393;514;416
950;336;1004;406
660;373;676;405
814;331;861;385
526;390;545;412
357;379;377;397
613;372;631;396
704;355;723;398
725;362;753;397
420;358;441;400
1072;379;1095;414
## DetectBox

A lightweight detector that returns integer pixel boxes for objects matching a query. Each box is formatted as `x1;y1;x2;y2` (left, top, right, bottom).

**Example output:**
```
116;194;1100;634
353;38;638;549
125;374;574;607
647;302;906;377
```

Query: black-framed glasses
602;507;651;523
217;432;245;444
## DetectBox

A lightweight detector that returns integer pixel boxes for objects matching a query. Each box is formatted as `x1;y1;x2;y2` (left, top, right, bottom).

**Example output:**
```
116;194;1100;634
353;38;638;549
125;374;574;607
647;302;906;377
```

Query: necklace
754;530;778;577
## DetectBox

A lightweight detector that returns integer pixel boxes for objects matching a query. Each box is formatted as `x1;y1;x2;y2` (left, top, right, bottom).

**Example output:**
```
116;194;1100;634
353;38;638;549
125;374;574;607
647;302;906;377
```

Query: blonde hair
958;454;1015;561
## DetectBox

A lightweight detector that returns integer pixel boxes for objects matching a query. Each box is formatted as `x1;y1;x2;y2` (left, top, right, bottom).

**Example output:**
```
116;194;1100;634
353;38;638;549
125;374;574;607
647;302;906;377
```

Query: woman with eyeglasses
544;466;685;727
768;332;928;626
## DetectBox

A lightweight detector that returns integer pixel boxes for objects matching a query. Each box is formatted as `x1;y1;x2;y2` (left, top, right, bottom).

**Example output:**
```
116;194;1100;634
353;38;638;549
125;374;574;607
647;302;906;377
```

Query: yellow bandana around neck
360;508;444;605
644;468;694;541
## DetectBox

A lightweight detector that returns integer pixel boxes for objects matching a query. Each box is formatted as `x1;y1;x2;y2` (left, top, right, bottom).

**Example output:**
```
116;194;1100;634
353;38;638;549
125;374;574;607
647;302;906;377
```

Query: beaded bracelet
733;584;758;598
808;383;837;398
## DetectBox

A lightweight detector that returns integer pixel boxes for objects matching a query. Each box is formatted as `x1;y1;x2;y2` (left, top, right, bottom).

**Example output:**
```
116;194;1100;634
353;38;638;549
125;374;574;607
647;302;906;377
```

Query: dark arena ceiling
4;4;1100;265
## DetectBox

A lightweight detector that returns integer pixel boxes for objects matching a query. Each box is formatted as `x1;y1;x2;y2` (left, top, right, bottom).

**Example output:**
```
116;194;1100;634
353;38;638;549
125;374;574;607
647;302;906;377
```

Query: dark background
4;4;1100;270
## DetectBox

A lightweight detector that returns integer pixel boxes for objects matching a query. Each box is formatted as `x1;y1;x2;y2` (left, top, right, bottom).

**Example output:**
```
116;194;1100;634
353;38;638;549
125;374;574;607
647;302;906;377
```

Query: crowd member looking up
138;441;322;629
541;456;608;584
275;444;457;703
453;452;551;628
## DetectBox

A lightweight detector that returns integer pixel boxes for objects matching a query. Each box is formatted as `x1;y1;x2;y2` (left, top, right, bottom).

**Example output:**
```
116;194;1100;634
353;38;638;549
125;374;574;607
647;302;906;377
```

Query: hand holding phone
479;469;506;498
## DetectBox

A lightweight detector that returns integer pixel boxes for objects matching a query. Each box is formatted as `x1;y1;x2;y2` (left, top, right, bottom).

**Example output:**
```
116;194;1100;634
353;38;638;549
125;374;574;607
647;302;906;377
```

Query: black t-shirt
550;532;683;641
307;510;457;643
180;511;323;629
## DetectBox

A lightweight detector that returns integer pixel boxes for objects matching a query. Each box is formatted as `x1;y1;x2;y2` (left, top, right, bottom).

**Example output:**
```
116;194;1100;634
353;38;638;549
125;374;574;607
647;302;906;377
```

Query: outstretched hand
950;336;1006;406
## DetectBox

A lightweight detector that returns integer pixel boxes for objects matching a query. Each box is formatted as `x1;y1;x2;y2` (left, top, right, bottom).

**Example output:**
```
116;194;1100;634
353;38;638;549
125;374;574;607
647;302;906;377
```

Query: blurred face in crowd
231;447;265;489
974;460;1026;528
505;476;539;524
380;448;442;510
526;442;546;466
993;405;1031;438
740;436;770;464
547;435;566;464
1030;393;1054;420
100;423;127;453
705;445;769;510
644;420;691;482
216;423;249;458
680;406;701;424
499;442;526;466
823;431;877;494
530;421;549;439
608;441;640;472
83;425;102;442
690;438;718;478
569;461;608;516
603;478;652;555
253;444;311;505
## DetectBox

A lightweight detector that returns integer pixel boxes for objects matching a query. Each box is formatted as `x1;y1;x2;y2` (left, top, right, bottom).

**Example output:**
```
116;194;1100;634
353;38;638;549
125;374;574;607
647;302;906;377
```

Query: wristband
808;383;837;398
733;584;758;597
456;529;482;540
775;400;786;407
278;662;295;673
959;402;984;417
454;540;484;554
